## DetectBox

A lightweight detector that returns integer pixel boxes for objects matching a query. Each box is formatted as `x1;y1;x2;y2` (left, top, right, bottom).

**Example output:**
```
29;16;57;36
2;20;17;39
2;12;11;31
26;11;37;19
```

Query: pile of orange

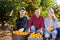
13;30;28;35
29;32;42;38
48;26;54;31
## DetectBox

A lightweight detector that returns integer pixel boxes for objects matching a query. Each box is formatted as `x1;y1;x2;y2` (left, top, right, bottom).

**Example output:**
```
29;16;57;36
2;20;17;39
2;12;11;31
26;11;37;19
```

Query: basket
12;34;28;40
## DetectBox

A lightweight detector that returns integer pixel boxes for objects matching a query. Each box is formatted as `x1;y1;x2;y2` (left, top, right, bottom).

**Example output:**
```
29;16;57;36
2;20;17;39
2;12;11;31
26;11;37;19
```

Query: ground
0;29;60;40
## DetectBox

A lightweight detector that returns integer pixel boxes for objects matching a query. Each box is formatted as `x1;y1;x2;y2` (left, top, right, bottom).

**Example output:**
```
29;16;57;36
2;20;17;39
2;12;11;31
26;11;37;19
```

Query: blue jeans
56;28;60;37
45;30;57;39
30;25;43;34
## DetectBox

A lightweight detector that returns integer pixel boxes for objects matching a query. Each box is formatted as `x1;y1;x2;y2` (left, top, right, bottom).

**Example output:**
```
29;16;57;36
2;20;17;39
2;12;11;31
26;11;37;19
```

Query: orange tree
0;0;60;27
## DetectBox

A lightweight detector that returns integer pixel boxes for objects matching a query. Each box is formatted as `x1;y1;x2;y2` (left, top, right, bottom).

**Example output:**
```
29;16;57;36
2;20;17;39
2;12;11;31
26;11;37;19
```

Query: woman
44;8;58;40
16;7;28;31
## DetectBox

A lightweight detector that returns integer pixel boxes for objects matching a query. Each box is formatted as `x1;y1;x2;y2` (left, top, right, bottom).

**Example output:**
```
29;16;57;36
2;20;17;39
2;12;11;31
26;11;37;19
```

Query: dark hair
34;8;40;11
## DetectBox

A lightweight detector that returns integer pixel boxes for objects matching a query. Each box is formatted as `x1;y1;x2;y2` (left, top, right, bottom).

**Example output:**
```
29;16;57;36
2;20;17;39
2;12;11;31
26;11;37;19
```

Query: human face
19;10;25;16
35;9;40;17
48;12;54;18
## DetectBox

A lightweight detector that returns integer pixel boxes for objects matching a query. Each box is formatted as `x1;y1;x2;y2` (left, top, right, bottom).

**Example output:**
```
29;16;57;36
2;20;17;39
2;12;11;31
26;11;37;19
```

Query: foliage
0;0;60;26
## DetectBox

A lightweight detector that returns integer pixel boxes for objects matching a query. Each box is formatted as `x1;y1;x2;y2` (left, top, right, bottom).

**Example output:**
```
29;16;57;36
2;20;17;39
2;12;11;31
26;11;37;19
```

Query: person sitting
16;7;28;32
44;8;58;40
28;8;44;34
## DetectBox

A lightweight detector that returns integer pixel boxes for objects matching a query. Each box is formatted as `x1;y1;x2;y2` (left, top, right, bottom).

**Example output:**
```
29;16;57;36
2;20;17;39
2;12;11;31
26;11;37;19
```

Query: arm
28;17;33;28
28;17;33;33
16;19;20;30
44;19;48;31
23;17;28;29
40;16;44;31
54;19;58;29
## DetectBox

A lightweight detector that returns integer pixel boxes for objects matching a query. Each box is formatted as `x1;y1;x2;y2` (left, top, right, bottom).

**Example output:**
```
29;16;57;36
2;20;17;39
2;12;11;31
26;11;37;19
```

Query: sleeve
16;19;20;30
55;19;58;29
16;20;19;27
44;19;48;30
23;17;28;29
40;16;44;29
28;17;33;28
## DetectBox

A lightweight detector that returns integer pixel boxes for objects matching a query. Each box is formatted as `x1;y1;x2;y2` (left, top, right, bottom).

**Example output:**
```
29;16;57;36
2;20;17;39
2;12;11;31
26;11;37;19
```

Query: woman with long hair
44;8;58;40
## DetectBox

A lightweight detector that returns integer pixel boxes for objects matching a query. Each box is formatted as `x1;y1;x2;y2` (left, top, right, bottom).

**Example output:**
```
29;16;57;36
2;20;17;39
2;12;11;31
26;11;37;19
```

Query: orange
29;32;42;38
13;31;28;35
40;34;42;38
48;26;54;31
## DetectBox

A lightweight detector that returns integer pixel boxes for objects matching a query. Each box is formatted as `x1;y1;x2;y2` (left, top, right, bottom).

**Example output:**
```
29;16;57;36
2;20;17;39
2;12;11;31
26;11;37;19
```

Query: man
16;7;28;31
28;8;44;34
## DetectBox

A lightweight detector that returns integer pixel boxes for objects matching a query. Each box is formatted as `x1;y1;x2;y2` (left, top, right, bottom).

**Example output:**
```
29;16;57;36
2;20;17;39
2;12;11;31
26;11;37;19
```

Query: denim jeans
45;30;57;39
30;25;43;34
56;28;60;37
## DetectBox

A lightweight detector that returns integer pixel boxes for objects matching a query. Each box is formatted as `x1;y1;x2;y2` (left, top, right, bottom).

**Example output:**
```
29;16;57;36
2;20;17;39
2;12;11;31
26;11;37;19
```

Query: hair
48;8;56;21
34;8;40;11
52;15;55;22
48;8;54;14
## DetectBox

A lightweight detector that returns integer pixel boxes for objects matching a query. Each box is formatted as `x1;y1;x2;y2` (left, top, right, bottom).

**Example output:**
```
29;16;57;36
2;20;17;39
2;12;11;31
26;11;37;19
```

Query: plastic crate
28;37;43;40
12;34;28;40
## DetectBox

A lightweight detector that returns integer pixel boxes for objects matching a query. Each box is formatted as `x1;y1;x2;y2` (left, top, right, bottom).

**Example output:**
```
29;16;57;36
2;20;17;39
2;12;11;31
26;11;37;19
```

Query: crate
28;37;43;40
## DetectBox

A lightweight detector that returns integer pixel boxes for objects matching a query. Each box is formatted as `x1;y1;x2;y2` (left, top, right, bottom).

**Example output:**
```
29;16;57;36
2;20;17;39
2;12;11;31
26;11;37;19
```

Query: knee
45;33;50;38
31;25;36;31
52;30;57;34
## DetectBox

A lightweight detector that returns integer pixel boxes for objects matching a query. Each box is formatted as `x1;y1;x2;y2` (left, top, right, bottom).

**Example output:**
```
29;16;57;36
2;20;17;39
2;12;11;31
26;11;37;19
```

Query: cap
20;7;25;10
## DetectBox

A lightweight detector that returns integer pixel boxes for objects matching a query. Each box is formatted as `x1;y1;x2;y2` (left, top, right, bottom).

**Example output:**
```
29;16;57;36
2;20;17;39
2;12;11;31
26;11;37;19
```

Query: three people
44;8;58;40
16;7;58;40
28;8;44;34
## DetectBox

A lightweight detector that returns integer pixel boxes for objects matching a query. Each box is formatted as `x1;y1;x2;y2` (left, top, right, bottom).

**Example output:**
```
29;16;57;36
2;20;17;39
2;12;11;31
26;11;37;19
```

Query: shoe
52;38;55;40
46;38;48;40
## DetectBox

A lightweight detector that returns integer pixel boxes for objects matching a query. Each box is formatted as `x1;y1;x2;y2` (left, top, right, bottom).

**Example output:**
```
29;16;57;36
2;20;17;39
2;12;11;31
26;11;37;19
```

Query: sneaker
52;38;55;40
46;38;48;40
